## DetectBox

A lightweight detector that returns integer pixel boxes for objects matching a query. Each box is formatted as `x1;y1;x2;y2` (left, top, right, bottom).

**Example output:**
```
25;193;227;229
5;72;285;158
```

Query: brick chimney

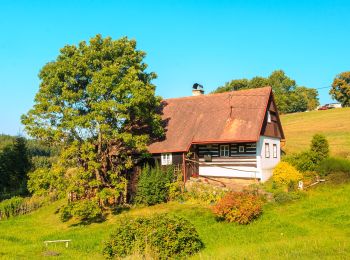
192;83;204;96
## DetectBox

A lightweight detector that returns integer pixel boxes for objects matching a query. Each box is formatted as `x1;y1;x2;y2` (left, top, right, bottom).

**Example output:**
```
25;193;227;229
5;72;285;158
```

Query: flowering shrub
273;162;303;185
212;192;263;224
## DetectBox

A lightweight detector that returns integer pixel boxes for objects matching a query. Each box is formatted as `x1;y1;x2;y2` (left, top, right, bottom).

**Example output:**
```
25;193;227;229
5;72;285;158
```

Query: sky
0;0;349;135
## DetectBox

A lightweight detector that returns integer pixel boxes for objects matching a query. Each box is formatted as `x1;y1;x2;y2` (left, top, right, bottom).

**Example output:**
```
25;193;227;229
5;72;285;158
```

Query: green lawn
1;182;350;259
281;107;350;158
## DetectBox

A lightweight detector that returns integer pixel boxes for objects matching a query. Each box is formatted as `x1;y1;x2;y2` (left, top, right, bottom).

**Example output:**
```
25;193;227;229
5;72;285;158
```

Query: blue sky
0;0;349;135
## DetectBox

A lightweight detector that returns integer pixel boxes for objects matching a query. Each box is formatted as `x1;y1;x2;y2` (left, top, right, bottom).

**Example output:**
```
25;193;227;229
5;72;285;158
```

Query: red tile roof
148;87;273;153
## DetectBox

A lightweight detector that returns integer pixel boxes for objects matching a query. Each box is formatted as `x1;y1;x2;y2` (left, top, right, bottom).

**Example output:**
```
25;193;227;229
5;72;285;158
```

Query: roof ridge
163;86;271;101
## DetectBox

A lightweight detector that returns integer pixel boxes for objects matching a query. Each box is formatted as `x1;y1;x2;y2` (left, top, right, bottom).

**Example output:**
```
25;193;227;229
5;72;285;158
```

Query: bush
212;192;263;224
185;181;227;204
283;134;330;173
59;199;103;223
273;162;303;185
283;151;322;172
318;157;350;177
135;164;174;205
310;134;329;160
102;214;203;259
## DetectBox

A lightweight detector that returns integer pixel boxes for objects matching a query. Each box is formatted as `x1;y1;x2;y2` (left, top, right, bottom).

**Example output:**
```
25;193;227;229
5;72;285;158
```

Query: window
161;153;172;165
267;111;271;123
265;143;270;158
239;146;245;153
220;145;230;157
273;144;278;158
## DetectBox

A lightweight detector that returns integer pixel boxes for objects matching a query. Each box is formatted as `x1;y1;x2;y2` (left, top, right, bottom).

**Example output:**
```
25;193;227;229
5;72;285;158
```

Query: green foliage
317;157;350;177
21;34;164;206
167;170;183;201
185;181;227;204
310;134;330;160
0;197;24;220
27;164;67;197
102;214;203;259
273;162;303;185
0;137;31;199
283;151;321;172
0;134;16;151
330;71;350;107
297;86;320;111
0;196;48;220
135;164;174;205
60;200;102;223
213;70;319;114
212;192;263;224
283;134;330;173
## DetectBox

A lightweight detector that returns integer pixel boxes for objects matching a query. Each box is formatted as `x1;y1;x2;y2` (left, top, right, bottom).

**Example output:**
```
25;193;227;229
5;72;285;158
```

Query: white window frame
265;143;270;158
267;111;271;123
239;146;245;153
161;153;172;165
273;144;278;158
220;145;230;157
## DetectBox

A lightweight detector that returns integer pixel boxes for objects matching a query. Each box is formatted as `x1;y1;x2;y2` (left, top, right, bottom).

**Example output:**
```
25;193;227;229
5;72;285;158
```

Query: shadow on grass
69;214;106;227
110;205;131;215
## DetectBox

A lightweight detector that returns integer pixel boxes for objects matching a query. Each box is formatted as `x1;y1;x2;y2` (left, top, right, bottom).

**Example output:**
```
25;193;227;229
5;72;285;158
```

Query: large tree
330;71;350;107
213;70;319;114
22;35;163;204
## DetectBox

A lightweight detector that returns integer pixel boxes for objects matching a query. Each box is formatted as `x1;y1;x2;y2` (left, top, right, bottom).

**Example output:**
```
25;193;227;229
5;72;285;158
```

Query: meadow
1;181;350;259
281;107;350;158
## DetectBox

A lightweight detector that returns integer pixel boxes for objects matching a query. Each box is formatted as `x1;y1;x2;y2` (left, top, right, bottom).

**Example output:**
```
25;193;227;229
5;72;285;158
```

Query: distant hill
281;107;350;158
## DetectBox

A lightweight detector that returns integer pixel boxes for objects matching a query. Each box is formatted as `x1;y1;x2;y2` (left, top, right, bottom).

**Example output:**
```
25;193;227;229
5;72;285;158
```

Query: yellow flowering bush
273;162;303;185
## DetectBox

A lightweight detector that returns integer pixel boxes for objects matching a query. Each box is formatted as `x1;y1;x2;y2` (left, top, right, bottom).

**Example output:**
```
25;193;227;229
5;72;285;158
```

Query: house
148;86;285;182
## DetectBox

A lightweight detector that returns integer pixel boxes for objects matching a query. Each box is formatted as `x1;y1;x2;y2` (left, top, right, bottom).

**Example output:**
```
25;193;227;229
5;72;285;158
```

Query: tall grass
281;107;350;157
0;195;53;220
318;157;350;176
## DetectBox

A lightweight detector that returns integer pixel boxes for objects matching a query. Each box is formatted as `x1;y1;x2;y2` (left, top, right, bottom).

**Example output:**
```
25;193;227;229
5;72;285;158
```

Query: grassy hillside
281;107;350;158
1;183;350;259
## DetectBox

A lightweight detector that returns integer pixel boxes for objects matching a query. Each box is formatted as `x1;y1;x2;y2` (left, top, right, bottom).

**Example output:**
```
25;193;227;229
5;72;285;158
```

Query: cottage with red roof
148;85;285;182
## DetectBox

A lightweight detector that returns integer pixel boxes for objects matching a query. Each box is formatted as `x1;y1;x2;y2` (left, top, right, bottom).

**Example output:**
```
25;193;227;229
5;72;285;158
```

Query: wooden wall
197;143;257;158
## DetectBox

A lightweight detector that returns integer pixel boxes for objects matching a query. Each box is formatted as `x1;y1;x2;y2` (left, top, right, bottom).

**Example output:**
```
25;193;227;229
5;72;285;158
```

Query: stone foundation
189;176;258;192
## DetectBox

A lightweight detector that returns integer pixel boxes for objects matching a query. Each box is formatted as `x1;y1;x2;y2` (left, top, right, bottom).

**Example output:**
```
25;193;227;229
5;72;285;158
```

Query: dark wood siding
198;144;219;157
197;142;257;158
198;156;257;167
152;152;183;165
260;96;284;138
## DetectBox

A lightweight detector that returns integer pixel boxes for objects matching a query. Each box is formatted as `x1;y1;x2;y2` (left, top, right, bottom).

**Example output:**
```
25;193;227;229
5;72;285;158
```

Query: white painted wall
256;136;281;181
197;136;281;181
199;166;261;179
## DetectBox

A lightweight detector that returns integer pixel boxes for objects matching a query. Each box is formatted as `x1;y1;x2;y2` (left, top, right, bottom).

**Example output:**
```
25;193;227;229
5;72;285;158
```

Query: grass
1;181;350;259
281;107;350;158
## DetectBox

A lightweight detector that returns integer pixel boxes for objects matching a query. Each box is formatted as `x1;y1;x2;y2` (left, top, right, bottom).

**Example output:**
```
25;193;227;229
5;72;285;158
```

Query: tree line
213;70;350;112
213;70;319;114
0;135;58;200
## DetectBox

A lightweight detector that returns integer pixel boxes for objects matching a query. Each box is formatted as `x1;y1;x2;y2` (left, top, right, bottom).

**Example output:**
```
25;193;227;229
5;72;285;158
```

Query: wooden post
182;152;186;183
